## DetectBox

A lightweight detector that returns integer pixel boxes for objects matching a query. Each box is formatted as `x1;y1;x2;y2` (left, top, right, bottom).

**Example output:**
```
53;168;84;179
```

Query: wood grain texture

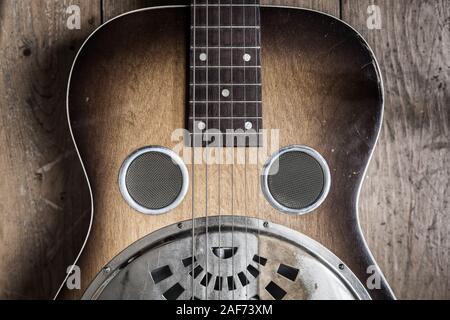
262;0;339;16
102;0;340;21
0;0;99;299
342;0;450;300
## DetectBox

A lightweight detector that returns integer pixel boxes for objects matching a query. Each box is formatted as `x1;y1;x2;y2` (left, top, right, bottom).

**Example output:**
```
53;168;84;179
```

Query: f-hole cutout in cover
212;247;238;259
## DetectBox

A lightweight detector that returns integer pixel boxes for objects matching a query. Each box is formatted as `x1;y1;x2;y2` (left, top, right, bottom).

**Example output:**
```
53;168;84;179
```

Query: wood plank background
0;0;448;299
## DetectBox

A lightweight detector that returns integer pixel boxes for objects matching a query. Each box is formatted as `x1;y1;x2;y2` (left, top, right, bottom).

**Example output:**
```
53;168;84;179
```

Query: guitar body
64;5;394;300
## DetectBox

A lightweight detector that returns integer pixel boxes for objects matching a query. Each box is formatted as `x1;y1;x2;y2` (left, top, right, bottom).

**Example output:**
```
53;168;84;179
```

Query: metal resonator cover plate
83;216;370;300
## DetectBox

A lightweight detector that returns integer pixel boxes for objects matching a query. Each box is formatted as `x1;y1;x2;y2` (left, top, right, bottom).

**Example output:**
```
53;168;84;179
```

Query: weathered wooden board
342;0;450;299
102;0;340;21
0;0;99;299
0;0;447;299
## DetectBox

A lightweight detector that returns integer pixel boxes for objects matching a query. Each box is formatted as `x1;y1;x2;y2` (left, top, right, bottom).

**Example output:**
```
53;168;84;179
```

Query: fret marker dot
245;122;253;130
197;121;206;131
199;53;207;61
222;89;230;98
243;53;252;62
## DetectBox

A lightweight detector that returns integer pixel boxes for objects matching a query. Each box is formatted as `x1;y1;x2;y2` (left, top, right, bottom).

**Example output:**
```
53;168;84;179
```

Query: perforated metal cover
119;147;188;214
82;216;370;300
262;146;331;215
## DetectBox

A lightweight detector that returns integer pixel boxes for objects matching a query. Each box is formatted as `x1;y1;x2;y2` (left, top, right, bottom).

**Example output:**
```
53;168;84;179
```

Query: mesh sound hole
267;151;324;210
125;152;183;210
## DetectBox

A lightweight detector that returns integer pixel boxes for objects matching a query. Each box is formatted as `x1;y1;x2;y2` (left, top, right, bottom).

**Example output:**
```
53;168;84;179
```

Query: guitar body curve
63;5;394;300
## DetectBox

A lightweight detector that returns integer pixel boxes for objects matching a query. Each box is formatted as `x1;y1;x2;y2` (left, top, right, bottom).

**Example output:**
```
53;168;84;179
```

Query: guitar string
255;0;261;296
195;1;260;300
230;0;235;301
205;0;209;301
218;0;222;301
191;0;197;301
243;0;249;300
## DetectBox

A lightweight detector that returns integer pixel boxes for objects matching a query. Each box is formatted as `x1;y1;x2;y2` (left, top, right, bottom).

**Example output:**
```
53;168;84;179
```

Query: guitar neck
188;0;263;147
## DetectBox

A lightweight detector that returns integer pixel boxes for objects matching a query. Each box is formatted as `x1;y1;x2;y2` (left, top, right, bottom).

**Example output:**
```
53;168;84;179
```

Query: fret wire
192;46;260;49
192;46;259;48
191;26;260;29
189;117;262;119
190;83;261;86
190;133;263;135
191;66;261;68
194;4;260;7
190;101;262;103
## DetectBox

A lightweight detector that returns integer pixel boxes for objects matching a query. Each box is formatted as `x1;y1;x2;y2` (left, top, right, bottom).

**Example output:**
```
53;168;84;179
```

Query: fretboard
188;0;262;147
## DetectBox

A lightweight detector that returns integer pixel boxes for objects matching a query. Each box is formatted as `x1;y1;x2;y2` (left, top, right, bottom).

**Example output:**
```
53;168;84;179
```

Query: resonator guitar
60;1;395;300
